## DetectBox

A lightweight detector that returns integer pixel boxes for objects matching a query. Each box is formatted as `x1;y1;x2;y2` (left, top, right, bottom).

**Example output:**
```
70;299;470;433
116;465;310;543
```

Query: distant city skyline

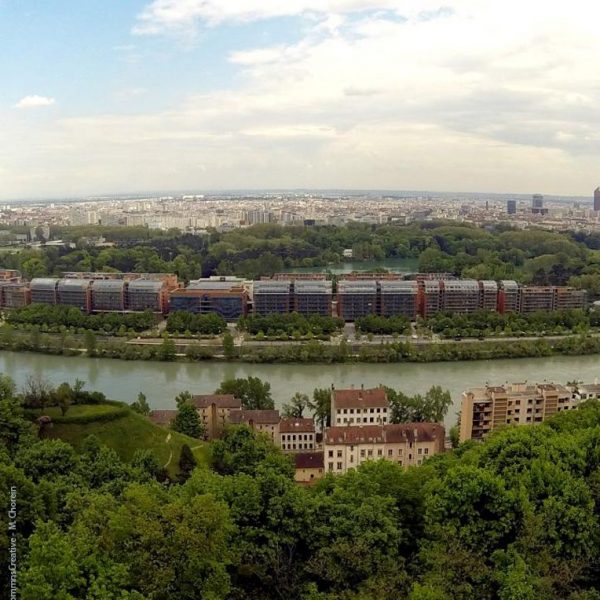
2;1;600;200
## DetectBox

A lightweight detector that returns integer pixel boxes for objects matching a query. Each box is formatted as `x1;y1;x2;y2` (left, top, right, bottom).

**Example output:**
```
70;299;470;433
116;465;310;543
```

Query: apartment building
554;287;587;310
337;280;377;320
170;278;249;321
293;280;332;317
57;279;93;312
91;280;127;312
191;394;242;440
0;282;30;308
379;280;418;319
324;422;445;474
127;279;168;313
30;278;59;304
229;409;280;441
498;280;521;313
253;280;292;316
519;286;555;313
421;280;443;318
479;280;499;311
279;418;316;452
459;382;577;442
331;386;389;426
441;279;480;314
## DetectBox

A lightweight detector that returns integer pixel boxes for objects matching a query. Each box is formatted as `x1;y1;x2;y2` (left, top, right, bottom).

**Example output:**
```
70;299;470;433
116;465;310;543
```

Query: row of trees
238;312;344;338
355;314;411;335
5;303;156;333
166;310;227;335
425;308;595;338
5;368;600;598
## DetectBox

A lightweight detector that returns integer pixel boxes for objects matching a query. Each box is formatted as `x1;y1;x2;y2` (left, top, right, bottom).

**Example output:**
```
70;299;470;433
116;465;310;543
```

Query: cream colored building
191;394;242;440
229;409;280;441
331;386;389;426
279;418;316;452
459;382;577;442
323;423;445;475
294;452;324;484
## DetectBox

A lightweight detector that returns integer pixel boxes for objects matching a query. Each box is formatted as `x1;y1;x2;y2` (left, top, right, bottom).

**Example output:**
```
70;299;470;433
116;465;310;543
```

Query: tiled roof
295;451;324;469
333;387;388;409
280;418;315;433
229;409;280;425
149;409;177;425
324;423;444;445
191;394;241;409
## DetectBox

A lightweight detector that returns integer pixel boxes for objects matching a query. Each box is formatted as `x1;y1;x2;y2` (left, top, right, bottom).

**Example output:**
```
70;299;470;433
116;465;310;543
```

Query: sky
1;1;600;200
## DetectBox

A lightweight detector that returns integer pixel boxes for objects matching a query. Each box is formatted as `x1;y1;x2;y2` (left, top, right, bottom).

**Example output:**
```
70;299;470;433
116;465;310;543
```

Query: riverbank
2;325;600;364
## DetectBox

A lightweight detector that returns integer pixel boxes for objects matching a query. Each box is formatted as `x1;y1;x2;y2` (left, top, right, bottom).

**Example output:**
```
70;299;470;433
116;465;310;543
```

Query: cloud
15;95;56;109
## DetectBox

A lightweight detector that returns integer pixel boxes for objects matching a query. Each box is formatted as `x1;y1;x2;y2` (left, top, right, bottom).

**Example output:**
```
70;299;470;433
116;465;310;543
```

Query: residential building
519;286;555;313
331;386;389;426
479;280;499;311
191;394;242;440
595;187;600;212
420;280;443;318
91;280;127;312
293;280;332;317
574;383;600;400
459;382;577;442
337;280;377;320
30;278;59;304
229;409;280;441
507;199;517;214
149;409;177;426
253;280;292;315
294;452;324;484
554;287;587;310
324;422;445;474
279;418;316;452
441;279;480;314
379;280;418;319
1;283;30;308
57;279;93;312
127;279;168;313
498;280;520;313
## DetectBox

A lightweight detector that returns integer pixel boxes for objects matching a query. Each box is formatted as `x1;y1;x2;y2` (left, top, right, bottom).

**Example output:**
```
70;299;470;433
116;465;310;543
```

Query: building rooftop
253;281;292;294
92;279;126;292
127;279;164;292
229;409;280;425
280;417;315;433
379;280;418;293
58;278;93;291
191;394;242;409
337;280;377;293
30;277;59;289
295;451;324;469
333;387;388;409
294;280;333;294
324;423;444;445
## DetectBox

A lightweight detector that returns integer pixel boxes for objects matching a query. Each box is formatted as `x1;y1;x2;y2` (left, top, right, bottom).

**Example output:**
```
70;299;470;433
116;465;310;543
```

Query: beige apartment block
279;418;316;452
229;409;280;442
459;383;577;442
191;394;242;440
331;386;389;426
323;423;445;475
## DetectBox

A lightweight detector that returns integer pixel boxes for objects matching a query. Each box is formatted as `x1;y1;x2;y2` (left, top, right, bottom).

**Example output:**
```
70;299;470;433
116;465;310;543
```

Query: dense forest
4;222;600;295
4;372;600;599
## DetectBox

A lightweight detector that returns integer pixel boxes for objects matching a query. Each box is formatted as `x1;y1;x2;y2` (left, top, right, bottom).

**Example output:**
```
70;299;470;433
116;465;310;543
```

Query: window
377;449;382;456
337;462;342;470
360;449;365;457
388;449;393;457
367;450;373;457
328;462;333;471
350;455;354;463
418;448;422;455
424;448;429;455
328;450;333;457
337;450;342;458
369;417;374;423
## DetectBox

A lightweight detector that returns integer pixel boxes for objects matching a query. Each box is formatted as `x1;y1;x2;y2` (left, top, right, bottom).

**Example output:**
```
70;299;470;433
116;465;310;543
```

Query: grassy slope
44;406;209;478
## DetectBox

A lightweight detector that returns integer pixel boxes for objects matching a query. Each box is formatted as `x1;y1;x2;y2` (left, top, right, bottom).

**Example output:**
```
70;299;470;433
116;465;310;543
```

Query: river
3;351;600;427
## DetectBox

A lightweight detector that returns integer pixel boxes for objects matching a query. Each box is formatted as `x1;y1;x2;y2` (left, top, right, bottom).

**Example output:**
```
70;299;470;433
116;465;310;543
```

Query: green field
41;405;209;478
32;404;121;419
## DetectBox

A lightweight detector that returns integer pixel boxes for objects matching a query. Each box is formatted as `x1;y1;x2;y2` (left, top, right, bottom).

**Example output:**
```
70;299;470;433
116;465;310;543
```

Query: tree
172;403;204;439
282;392;310;418
83;329;97;356
222;331;236;360
175;390;193;409
178;444;197;482
310;388;331;429
131;392;150;416
53;382;74;416
216;376;274;410
157;336;177;361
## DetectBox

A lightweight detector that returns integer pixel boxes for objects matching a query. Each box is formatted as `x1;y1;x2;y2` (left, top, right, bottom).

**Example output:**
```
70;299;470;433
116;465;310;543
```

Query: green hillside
38;405;208;478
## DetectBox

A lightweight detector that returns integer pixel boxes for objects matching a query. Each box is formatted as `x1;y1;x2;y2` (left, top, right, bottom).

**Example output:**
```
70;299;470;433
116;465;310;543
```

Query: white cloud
15;95;56;109
4;1;600;198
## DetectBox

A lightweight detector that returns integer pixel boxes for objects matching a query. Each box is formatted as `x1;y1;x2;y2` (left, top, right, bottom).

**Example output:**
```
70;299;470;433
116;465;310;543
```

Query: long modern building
127;279;168;313
170;278;248;321
293;280;332;317
459;382;577;442
253;280;292;316
91;280;127;312
379;280;418;319
57;278;93;312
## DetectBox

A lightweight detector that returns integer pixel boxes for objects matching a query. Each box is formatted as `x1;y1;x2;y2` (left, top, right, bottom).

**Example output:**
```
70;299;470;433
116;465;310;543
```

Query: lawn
32;404;120;419
43;405;209;478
